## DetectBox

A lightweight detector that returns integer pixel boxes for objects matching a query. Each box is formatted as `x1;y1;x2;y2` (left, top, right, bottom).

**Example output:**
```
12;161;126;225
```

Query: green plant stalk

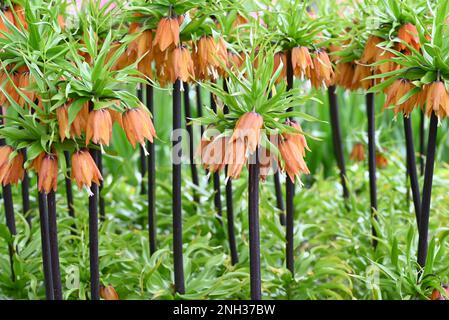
403;115;421;228
173;79;185;294
328;85;349;199
47;190;62;300
183;82;199;203
366;92;378;248
210;92;223;226
37;189;54;300
248;149;261;300
21;149;30;226
286;49;295;274
146;84;157;255
89;148;100;300
63;151;75;221
417;112;438;269
223;80;238;266
138;86;147;196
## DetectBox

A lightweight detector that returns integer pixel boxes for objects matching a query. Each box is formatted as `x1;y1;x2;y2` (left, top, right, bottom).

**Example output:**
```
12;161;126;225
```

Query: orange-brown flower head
153;17;180;52
127;24;153;78
308;50;334;89
2;151;24;185
37;153;58;194
227;51;244;74
0;8;15;36
0;146;24;185
396;23;420;53
108;41;132;71
230;112;264;154
259;147;279;182
200;135;227;173
376;153;388;169
0;146;13;183
193;36;228;81
375;50;399;75
86;108;113;146
15;67;34;107
350;143;365;162
273;52;286;83
56;105;70;142
71;149;103;194
109;108;123;128
361;36;383;64
168;46;195;84
100;285;119;300
292;47;313;79
122;106;156;152
415;86;428;109
225;138;248;179
278;120;310;182
430;286;449;300
335;62;357;90
71;102;89;138
425;81;449;119
384;79;416;116
12;5;27;29
353;63;374;90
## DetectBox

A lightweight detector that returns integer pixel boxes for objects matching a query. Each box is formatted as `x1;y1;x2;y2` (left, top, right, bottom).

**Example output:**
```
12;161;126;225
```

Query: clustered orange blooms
384;79;449;119
333;23;421;92
0;6;35;108
277;120;311;182
0;145;25;186
350;143;365;162
290;46;334;89
199;112;310;182
263;46;335;89
0;10;159;195
113;14;230;86
100;285;120;300
376;152;388;169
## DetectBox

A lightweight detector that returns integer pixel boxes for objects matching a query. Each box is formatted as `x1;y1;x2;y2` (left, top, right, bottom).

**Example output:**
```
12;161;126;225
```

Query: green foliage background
1;85;448;299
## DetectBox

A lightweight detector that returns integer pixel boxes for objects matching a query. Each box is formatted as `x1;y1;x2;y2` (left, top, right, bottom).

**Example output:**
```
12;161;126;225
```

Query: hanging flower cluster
197;46;314;183
367;1;449;120
0;1;156;194
260;0;334;89
329;0;427;94
123;1;230;87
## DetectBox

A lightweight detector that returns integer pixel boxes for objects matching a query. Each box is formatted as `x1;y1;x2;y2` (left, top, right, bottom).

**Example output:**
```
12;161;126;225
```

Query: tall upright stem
37;190;54;300
328;85;349;199
146;84;157;255
196;85;204;137
138;86;147;195
223;80;238;265
417;112;438;269
64;151;75;220
21;149;31;225
285;49;295;274
419;110;425;176
173;80;185;294
274;172;286;226
210;92;223;225
366;92;378;248
183;83;199;203
89;148;100;300
97;152;105;220
248;149;261;300
403;116;421;228
47;191;62;300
